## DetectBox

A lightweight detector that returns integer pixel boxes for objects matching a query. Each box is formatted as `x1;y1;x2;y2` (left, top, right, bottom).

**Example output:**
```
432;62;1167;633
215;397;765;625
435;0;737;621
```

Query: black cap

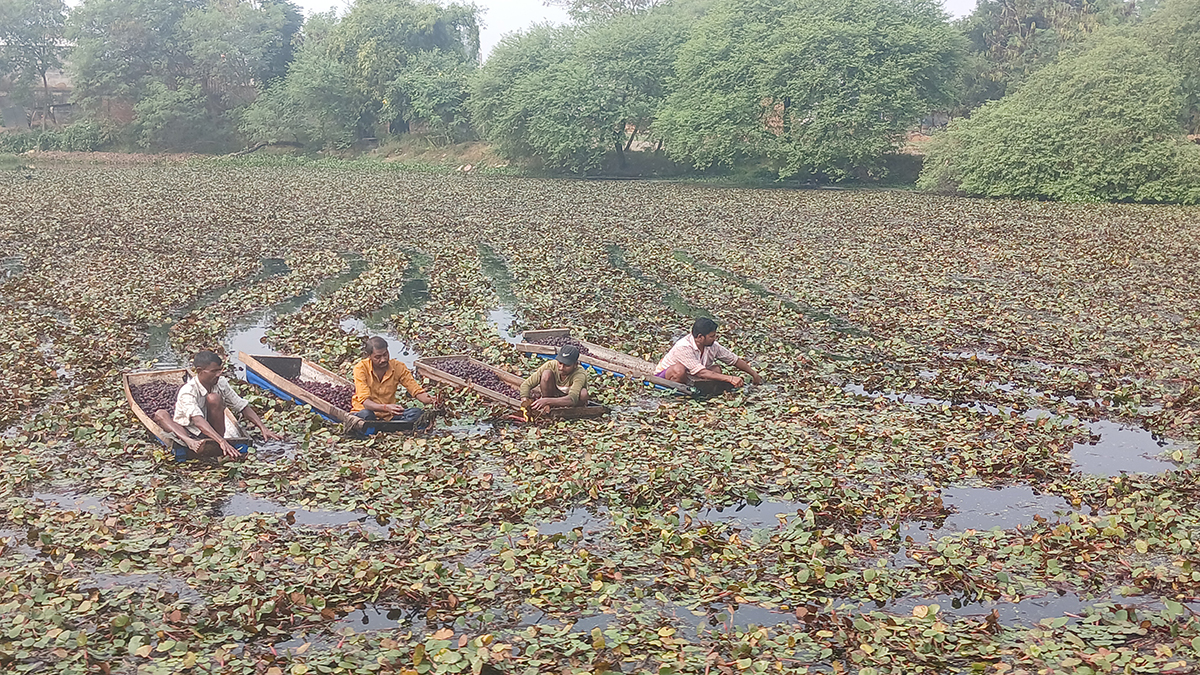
555;344;580;366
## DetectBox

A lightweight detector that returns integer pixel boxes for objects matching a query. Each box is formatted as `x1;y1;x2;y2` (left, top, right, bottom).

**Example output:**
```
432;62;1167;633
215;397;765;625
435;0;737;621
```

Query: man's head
691;317;719;347
364;336;391;369
555;344;580;375
193;351;223;387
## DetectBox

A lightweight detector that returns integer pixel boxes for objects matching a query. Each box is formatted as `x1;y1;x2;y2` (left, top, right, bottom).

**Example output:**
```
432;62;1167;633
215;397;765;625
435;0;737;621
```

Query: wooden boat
123;368;251;461
515;328;691;394
239;352;429;435
414;355;609;420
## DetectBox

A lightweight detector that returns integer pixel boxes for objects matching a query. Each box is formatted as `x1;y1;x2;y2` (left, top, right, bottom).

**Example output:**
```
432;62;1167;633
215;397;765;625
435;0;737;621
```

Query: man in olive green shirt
520;345;589;411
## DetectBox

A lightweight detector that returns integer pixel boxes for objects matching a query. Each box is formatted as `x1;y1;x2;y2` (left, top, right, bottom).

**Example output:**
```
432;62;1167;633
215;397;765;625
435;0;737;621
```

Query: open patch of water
900;486;1077;540
843;383;954;408
32;488;110;516
1071;420;1175;476
80;572;206;606
0;528;41;559
0;254;25;280
876;590;1161;625
684;500;808;530
942;350;1000;362
334;605;418;633
273;635;335;655
217;493;394;536
488;307;520;344
441;420;496;438
536;507;610;537
254;440;300;463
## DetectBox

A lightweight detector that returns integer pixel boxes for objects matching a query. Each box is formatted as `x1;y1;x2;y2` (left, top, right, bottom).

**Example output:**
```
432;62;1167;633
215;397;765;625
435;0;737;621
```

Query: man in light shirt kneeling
154;351;283;458
655;317;762;390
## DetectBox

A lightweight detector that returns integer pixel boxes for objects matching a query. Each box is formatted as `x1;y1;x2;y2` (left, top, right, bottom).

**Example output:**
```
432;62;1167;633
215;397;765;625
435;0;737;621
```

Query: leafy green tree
656;0;965;180
386;50;474;143
1142;0;1200;131
327;0;479;136
132;81;224;150
179;0;302;110
240;12;359;149
471;2;697;172
956;0;1133;111
919;35;1200;204
67;0;200;109
547;0;666;21
67;0;301;149
0;0;67;130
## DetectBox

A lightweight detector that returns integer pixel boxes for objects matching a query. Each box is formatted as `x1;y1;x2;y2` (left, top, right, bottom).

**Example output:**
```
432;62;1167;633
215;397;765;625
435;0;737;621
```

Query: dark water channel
477;244;522;344
672;249;864;335
226;253;368;375
339;251;430;367
607;244;706;319
144;257;290;369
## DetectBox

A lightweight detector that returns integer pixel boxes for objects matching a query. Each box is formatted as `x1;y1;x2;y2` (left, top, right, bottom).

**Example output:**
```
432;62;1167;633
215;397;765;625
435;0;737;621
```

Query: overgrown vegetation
2;164;1200;673
919;35;1200;203
1;0;1198;198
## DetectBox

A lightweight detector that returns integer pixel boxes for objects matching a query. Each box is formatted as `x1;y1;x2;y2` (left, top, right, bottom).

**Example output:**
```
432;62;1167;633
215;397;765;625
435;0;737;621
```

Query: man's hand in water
751;373;763;386
261;428;285;441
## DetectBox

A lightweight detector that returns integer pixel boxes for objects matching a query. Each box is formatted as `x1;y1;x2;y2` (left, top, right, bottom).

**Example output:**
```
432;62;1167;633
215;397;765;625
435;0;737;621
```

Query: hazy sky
291;0;980;58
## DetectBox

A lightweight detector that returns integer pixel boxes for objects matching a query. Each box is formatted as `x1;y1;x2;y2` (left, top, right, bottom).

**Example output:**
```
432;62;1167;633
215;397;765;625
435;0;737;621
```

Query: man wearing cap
520;345;590;410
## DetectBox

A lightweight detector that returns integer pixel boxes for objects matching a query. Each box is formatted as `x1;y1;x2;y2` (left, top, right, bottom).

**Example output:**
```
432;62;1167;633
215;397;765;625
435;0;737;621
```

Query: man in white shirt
153;351;283;458
655;317;763;389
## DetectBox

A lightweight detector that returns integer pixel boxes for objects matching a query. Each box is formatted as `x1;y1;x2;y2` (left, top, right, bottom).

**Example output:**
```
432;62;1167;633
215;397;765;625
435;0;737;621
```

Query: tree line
1;0;1197;202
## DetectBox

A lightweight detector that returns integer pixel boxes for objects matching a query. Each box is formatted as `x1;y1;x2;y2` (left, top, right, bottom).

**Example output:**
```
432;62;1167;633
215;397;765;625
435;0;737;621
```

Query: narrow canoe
414;354;609;420
239;352;428;434
123;368;251;461
515;328;690;394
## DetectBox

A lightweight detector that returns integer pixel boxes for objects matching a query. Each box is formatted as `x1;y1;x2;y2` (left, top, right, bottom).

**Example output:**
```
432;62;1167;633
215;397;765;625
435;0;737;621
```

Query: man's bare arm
190;415;238;457
239;405;283;440
733;358;763;385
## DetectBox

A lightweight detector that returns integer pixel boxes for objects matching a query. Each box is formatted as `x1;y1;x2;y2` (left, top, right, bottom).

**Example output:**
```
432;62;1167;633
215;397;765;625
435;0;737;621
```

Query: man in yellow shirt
520;345;589;411
348;337;434;431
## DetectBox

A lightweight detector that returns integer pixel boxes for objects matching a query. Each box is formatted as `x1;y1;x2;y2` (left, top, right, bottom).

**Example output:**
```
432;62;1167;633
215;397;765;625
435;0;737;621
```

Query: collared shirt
351;358;425;420
173;375;249;438
519;359;588;405
655;334;739;376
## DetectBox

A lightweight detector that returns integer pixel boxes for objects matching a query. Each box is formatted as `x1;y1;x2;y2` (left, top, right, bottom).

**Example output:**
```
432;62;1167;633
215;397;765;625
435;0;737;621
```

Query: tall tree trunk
624;125;638;152
614;141;626;169
42;72;50;131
